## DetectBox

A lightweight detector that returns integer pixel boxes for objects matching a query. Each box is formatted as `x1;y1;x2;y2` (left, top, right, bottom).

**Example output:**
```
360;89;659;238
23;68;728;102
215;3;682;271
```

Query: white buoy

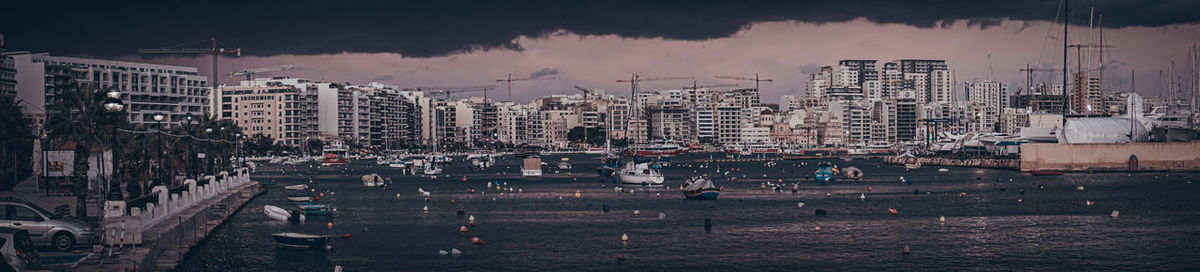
621;233;629;241
451;248;462;255
633;210;641;216
469;215;476;222
1077;186;1085;191
798;202;805;208
1110;210;1120;218
423;206;429;212
938;216;946;224
860;193;866;200
658;212;666;220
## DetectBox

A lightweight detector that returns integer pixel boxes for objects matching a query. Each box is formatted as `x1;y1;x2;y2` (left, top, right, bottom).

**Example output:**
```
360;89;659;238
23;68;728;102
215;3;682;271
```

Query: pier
883;156;1020;170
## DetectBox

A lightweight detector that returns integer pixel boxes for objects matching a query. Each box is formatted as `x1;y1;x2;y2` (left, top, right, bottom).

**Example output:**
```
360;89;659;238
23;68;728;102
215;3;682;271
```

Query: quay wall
883;156;1020;170
1020;141;1200;172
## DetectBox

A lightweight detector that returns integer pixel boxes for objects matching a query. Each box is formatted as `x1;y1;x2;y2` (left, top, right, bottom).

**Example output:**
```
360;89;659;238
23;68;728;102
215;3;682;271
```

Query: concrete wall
1020;141;1200;172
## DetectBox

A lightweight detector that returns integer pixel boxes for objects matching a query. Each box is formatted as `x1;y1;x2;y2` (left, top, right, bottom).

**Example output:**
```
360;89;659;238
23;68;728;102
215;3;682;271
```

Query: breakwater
883;156;1019;170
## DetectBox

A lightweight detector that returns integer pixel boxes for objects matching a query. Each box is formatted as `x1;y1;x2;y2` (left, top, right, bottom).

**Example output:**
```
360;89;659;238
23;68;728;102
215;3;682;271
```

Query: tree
0;96;34;191
306;138;323;156
567;126;607;147
46;85;113;218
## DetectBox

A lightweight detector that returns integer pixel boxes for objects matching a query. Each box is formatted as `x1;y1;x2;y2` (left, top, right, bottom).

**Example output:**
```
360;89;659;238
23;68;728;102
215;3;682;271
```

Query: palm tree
45;85;115;218
0;96;35;191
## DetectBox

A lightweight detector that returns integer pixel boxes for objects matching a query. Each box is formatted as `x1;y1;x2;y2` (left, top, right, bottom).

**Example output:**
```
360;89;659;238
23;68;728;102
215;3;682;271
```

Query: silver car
0;199;97;251
0;227;39;271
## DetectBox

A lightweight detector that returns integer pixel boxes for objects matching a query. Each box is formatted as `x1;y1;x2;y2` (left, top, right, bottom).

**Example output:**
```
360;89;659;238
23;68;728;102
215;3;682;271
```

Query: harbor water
177;154;1200;271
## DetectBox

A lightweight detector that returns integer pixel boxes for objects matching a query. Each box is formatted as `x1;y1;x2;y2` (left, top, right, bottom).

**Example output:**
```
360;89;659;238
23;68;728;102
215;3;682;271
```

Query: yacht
617;161;664;185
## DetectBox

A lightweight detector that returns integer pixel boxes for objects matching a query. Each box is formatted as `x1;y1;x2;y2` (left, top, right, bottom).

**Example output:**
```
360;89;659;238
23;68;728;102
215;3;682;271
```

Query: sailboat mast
1062;0;1069;126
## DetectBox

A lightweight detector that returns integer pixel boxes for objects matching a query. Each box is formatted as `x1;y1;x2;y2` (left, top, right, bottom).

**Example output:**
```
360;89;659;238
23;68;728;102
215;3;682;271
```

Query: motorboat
842;166;863;180
264;205;305;222
680;175;720;200
626;141;688;157
301;206;333;216
321;140;350;166
272;232;330;249
557;162;572;170
284;184;308;190
617;161;664;185
904;163;922;171
362;174;384;187
814;162;838;182
522;156;543;177
424;165;443;175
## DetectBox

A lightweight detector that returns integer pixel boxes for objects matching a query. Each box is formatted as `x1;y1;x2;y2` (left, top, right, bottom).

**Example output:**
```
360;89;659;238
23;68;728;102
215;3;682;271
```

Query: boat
321;140;350;166
362;174;384;187
842;166;863;180
424;164;443;175
617;161;664;185
522;156;542;177
1030;170;1064;176
938;168;949;172
626;141;688;157
260;180;279;188
904;163;921;170
814;162;838;182
583;147;606;154
287;195;313;202
284;184;308;190
680;175;720;200
264;205;304;222
272;232;330;249
557;162;572;170
301;206;333;216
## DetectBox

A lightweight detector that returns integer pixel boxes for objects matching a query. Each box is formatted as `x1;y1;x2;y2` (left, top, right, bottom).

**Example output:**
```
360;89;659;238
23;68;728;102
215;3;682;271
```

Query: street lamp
103;88;124;201
184;113;193;179
235;132;242;167
153;114;164;183
205;127;213;174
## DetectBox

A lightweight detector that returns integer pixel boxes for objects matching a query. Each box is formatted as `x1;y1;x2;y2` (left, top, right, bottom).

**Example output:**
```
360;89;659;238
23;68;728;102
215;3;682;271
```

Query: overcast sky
4;0;1200;102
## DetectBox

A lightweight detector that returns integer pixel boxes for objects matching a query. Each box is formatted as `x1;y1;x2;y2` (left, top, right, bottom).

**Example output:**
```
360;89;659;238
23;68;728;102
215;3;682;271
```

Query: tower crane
682;80;738;90
715;73;773;91
230;65;294;80
416;85;496;100
139;38;241;90
1019;64;1063;95
496;73;556;102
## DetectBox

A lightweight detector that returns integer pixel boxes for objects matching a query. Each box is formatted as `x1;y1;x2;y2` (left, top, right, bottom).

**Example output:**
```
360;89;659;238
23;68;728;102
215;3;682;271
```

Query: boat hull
287;196;313;202
521;169;542;177
682;189;720;200
321;158;348;166
272;233;329;249
617;174;664;185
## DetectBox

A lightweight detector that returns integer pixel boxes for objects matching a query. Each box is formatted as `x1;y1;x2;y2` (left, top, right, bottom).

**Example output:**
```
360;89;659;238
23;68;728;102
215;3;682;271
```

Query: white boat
424;165;443;175
557;162;572;170
522;157;542;177
904;163;922;170
264;205;304;222
272;232;329;249
284;184;308;190
617;161;664;185
287;195;313;202
362;174;384;187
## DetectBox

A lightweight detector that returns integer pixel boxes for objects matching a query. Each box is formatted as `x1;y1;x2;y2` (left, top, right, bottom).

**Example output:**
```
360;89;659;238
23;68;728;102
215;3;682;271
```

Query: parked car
0;198;97;251
0;227;39;271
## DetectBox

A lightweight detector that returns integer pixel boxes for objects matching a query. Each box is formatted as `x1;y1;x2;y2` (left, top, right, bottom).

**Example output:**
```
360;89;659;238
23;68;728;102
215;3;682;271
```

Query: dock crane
139;38;241;90
230;65;294;80
496;73;556;102
715;73;773;91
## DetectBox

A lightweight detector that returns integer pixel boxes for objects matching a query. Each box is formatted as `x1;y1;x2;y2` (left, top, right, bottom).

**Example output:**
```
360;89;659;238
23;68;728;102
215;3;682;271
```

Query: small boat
362;174;384;187
938;168;949;172
617;161;664;185
284;184;308;190
272;232;330;249
302;206;333;216
260;181;279;188
298;204;329;210
424;165;443;175
1030;170;1064;176
681;175;720;200
904;163;921;170
557;162;572;170
287;195;313;202
842;166;863;180
522;156;542;177
814;162;838;182
264;205;305;222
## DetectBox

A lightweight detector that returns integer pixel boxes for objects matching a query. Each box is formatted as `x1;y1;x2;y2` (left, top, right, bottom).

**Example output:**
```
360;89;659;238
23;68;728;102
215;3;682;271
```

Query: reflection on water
178;155;1200;271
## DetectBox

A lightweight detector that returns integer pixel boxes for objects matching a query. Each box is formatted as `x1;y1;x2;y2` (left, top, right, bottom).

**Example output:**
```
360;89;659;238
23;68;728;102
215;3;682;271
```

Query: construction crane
715;73;773;91
682;80;738;90
1018;64;1064;95
139;38;241;90
229;65;294;80
416;85;496;100
496;73;556;102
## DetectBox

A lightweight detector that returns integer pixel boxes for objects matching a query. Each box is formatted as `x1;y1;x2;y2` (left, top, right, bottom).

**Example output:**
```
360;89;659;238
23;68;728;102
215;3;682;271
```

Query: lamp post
103;88;125;201
205;127;213;174
184;113;193;179
235;133;242;168
153;114;164;183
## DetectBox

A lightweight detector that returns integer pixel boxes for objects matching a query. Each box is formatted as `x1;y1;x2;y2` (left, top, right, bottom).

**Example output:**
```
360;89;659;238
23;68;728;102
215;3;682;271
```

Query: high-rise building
14;54;208;127
965;81;1009;110
0;35;15;98
215;84;316;146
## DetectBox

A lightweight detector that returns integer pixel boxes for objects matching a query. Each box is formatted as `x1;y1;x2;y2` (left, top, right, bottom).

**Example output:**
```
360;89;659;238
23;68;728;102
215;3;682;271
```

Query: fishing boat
321;140;350;166
814;162;838;182
617;161;664;185
522;156;542;177
284;184;308;190
287;195;313;202
1030;170;1064;176
272;233;330;249
681;175;720;200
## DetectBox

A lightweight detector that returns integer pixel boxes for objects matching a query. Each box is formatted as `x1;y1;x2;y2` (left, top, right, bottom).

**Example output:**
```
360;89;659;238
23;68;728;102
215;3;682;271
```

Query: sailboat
680;175;720;200
617;160;664;185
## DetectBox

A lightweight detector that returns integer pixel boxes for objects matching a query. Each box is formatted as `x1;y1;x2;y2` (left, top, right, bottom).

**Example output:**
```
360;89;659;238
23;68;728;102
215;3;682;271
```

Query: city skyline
4;1;1200;102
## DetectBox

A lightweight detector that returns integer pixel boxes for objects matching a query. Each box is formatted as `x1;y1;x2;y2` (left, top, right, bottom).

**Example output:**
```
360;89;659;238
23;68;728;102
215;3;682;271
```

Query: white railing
101;168;252;244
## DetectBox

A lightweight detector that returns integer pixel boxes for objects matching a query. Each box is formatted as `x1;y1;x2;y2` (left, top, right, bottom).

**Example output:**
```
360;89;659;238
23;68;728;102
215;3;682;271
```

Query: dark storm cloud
530;68;560;79
2;0;1198;58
